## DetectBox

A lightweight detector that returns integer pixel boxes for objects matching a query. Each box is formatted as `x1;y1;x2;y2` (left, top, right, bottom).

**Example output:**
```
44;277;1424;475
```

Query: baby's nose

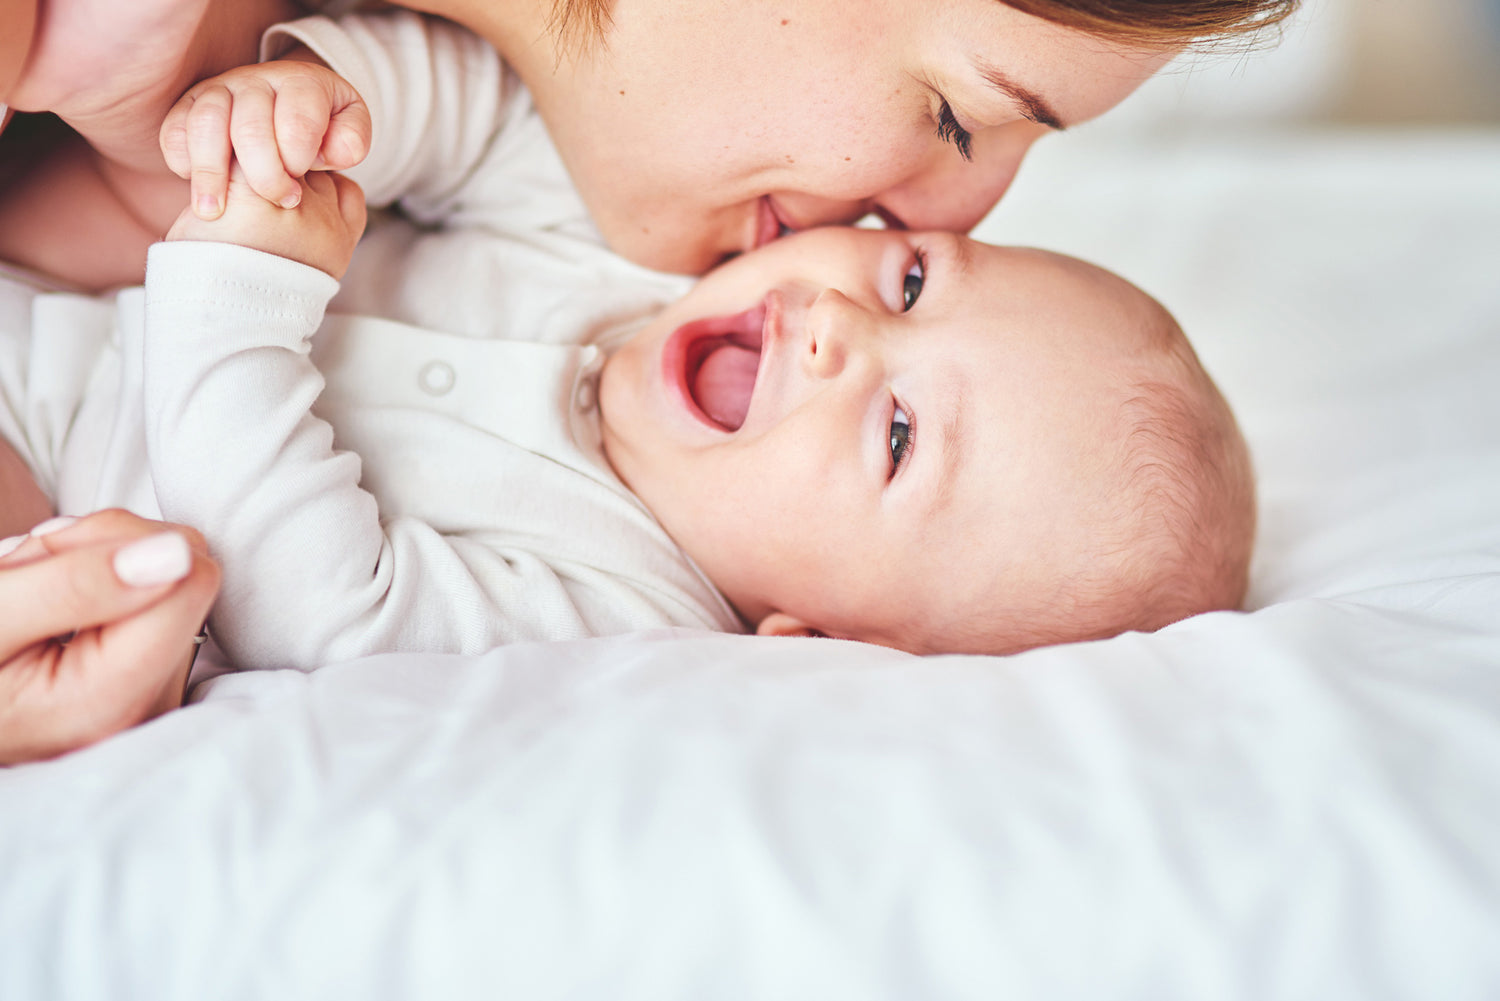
802;289;875;380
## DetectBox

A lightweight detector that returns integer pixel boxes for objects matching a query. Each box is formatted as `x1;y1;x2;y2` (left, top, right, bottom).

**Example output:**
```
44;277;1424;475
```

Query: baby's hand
159;57;372;222
167;165;367;279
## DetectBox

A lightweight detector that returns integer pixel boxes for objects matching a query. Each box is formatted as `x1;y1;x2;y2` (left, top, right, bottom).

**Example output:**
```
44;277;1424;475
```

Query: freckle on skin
781;19;789;26
619;90;625;95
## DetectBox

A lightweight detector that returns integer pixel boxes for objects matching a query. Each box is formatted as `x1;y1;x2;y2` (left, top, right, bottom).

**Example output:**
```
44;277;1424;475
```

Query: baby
4;198;1254;668
0;12;1254;668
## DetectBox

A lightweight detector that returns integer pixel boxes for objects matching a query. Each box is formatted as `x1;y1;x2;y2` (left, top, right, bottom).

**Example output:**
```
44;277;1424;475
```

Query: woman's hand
0;509;221;765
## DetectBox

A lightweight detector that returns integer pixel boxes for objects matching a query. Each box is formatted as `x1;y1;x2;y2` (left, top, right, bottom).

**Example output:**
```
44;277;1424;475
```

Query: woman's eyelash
936;101;974;162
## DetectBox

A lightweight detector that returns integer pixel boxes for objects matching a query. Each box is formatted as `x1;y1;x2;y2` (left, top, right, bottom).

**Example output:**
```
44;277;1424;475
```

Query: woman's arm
0;0;39;130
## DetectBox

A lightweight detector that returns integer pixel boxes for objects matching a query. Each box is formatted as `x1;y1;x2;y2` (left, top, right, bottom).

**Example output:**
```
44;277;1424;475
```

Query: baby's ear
755;612;824;639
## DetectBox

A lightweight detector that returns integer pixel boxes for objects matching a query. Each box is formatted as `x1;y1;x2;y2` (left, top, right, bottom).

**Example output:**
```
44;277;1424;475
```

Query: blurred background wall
1087;0;1500;131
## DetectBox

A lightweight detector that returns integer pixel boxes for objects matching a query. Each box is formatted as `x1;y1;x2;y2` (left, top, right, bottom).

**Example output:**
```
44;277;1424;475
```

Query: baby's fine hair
943;306;1256;658
1099;337;1257;632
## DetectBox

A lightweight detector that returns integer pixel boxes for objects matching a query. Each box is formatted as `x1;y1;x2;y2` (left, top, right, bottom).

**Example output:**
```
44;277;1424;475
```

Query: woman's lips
753;196;795;250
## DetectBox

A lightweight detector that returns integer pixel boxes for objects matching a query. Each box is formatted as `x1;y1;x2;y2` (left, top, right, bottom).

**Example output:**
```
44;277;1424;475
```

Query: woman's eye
902;256;925;312
889;405;912;473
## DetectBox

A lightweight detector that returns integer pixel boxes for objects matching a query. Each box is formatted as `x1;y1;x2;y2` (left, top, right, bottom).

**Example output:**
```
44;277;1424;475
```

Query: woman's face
513;0;1174;274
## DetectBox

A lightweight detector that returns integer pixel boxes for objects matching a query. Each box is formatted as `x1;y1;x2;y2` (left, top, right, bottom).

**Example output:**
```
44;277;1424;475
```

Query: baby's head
599;228;1254;655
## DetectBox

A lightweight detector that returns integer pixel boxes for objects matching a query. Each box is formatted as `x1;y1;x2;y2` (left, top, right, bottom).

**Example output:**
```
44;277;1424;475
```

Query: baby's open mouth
684;302;765;431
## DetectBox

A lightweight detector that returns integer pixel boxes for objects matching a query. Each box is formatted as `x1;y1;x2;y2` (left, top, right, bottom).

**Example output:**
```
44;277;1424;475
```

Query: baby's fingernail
0;535;25;558
113;531;192;588
29;515;78;537
197;193;220;217
280;191;301;209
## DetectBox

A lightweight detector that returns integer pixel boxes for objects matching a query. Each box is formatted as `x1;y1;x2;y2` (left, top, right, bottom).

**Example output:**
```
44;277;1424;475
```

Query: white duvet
3;128;1498;1000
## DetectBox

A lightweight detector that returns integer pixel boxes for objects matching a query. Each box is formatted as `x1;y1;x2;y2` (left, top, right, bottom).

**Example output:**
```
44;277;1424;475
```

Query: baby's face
599;228;1170;652
515;0;1172;273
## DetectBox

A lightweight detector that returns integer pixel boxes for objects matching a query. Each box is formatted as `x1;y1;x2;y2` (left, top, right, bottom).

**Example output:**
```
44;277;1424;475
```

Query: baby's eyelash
889;402;916;478
936;101;973;162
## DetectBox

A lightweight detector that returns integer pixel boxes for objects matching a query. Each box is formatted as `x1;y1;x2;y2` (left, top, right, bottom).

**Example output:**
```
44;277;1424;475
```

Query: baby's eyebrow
972;60;1067;131
932;377;972;516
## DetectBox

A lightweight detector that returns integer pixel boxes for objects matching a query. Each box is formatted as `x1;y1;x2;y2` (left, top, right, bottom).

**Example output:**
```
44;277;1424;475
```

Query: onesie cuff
145;240;340;353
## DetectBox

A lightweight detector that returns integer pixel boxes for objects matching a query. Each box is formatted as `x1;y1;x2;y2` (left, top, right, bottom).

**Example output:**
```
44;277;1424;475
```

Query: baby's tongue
693;341;758;431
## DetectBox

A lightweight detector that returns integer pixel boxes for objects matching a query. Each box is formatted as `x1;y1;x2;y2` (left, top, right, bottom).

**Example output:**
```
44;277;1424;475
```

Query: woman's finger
181;84;235;220
73;545;219;734
0;531;196;662
26;508;210;557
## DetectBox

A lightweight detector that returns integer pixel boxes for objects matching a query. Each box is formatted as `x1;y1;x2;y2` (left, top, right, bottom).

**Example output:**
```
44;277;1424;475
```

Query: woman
1;0;1298;283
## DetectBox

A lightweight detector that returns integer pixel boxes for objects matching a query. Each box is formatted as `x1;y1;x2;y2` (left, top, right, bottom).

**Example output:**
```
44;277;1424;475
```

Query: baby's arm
142;173;666;669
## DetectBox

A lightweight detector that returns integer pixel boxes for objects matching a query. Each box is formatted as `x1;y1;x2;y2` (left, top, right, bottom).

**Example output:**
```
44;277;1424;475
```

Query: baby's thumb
314;101;373;172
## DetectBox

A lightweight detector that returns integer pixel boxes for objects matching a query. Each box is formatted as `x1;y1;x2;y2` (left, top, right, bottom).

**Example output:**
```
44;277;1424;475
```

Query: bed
4;84;1500;1001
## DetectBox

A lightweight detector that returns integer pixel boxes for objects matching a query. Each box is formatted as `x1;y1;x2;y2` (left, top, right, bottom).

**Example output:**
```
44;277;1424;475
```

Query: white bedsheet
3;129;1498;1000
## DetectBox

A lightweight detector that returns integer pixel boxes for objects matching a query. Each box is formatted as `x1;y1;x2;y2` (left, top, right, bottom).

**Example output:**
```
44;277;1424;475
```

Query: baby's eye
902;255;925;312
889;405;913;474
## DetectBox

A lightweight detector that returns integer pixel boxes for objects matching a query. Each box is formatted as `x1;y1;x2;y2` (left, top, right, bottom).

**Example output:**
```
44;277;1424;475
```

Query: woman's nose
874;121;1047;233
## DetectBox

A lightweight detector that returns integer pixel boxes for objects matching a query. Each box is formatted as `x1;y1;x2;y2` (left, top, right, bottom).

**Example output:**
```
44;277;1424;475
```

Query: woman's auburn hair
552;0;1301;49
1004;0;1300;46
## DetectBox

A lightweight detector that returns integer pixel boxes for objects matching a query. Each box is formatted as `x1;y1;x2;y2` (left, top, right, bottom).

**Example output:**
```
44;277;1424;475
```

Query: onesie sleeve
261;10;510;214
141;241;692;672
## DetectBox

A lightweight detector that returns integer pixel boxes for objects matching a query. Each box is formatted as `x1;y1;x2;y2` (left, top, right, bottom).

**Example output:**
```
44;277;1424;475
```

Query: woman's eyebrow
973;60;1067;130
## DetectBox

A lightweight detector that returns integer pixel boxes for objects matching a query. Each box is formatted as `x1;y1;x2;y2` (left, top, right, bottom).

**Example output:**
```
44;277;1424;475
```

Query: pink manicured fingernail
279;191;301;209
29;515;78;537
113;532;192;587
197;193;220;217
0;535;24;558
